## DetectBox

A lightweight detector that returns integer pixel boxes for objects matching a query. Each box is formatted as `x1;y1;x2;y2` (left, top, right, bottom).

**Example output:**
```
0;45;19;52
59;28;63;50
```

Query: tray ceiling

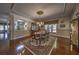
12;3;76;21
0;3;77;21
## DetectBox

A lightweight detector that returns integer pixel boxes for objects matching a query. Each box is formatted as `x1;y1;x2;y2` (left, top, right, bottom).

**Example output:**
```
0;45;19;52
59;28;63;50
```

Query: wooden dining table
32;30;47;46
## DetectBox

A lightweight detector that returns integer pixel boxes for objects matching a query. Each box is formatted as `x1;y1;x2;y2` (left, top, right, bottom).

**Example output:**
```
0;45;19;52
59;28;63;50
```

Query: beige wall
57;17;70;38
44;17;70;38
11;13;34;40
13;23;31;39
44;20;58;24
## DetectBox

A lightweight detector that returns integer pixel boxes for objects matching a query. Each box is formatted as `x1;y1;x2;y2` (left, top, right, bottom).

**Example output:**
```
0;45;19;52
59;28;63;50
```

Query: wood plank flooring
0;36;78;55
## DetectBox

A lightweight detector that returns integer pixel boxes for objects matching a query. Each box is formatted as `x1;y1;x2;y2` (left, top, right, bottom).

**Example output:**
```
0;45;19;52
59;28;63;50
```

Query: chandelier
36;10;44;26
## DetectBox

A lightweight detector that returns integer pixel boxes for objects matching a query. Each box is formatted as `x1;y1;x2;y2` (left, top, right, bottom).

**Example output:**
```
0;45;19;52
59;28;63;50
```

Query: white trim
13;35;28;40
50;33;70;39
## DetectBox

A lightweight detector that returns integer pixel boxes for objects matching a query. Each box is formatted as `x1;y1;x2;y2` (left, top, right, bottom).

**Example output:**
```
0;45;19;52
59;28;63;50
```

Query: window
49;25;52;32
45;25;49;32
0;24;9;40
17;20;25;30
0;33;4;39
52;24;57;32
5;25;8;30
0;33;8;40
0;25;4;30
5;33;8;39
45;24;57;33
14;21;18;30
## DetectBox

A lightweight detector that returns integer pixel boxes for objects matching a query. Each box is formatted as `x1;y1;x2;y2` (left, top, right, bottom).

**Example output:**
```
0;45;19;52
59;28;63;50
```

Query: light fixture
36;10;44;15
36;10;44;27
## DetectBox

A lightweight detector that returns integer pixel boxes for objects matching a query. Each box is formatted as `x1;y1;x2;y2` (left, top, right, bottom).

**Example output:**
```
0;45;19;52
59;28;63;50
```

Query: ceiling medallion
36;10;44;15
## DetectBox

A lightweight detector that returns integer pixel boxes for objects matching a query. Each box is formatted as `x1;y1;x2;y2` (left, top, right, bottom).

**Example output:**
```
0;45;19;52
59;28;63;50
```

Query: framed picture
60;24;65;28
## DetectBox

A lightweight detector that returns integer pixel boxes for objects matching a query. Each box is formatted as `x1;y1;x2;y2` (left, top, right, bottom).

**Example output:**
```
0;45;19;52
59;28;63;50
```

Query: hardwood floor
51;37;78;55
0;35;78;55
